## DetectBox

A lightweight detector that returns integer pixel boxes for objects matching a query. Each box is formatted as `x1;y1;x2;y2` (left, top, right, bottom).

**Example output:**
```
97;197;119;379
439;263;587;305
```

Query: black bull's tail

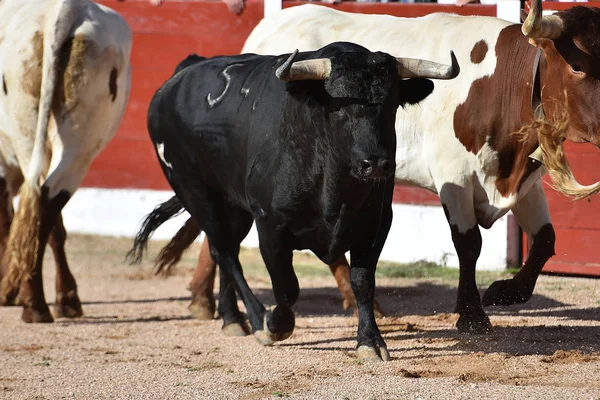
126;196;201;274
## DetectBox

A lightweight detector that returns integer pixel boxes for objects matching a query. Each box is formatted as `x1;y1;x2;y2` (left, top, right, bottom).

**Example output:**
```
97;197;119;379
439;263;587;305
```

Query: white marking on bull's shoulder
156;142;172;169
207;63;243;108
241;87;250;97
476;142;499;176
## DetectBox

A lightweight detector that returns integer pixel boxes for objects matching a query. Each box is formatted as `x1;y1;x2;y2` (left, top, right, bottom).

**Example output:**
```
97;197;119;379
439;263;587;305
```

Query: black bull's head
275;46;459;181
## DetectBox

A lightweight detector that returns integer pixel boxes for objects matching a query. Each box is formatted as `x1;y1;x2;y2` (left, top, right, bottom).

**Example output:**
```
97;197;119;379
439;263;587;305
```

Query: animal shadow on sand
254;283;600;357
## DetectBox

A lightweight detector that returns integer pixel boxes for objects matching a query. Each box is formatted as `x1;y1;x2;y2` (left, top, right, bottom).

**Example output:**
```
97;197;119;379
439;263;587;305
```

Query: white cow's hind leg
50;212;82;318
482;181;555;306
0;178;14;289
12;153;92;322
439;181;491;334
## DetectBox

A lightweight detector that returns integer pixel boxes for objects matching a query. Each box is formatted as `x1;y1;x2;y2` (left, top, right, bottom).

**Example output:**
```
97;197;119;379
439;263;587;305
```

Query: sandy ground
1;234;600;400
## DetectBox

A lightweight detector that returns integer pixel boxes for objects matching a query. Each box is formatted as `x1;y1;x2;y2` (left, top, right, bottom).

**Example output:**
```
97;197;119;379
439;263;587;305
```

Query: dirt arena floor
1;234;600;400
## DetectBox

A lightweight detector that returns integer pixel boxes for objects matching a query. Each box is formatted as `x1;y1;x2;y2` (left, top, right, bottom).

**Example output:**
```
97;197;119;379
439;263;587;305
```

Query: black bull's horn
522;0;565;39
276;49;460;82
276;50;331;81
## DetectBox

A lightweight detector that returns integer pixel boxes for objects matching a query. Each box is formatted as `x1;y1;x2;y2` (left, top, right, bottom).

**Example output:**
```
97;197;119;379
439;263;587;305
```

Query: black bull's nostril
379;159;392;173
359;160;374;176
356;159;394;179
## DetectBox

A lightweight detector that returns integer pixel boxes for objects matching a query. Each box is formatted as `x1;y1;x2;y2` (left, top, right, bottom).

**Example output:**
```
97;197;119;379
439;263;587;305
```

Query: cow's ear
397;78;434;107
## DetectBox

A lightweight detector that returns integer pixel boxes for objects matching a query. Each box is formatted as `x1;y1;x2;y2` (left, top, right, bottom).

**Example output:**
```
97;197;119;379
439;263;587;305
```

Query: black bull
129;42;458;361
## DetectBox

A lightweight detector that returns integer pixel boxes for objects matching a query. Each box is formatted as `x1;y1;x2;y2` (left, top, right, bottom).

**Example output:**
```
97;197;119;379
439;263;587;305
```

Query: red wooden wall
89;0;600;276
89;0;494;198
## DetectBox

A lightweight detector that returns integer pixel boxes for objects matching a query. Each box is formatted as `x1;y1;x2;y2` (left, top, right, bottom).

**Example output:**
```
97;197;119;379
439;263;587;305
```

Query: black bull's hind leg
172;180;266;336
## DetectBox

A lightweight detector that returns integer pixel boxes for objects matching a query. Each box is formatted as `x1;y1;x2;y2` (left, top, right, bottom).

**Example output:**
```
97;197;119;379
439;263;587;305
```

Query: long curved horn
395;50;460;80
276;49;331;82
522;0;565;39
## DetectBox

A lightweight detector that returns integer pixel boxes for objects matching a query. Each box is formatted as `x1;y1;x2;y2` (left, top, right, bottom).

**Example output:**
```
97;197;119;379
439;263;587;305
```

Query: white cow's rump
0;0;132;323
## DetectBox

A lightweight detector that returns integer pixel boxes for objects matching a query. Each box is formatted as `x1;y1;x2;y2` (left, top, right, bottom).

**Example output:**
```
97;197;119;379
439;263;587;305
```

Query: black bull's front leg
349;184;394;362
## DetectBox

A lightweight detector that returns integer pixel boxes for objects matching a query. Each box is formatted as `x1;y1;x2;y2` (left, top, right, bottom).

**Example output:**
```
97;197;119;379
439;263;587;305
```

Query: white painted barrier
60;188;517;270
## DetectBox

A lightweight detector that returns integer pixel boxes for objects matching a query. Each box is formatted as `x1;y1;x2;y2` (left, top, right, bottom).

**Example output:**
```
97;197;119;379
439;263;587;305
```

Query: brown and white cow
0;0;132;322
163;0;600;334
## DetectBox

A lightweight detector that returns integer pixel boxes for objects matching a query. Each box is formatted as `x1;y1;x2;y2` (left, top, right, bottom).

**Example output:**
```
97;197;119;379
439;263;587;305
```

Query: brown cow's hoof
456;313;492;334
54;291;83;318
22;305;54;323
356;345;390;362
482;279;533;307
189;303;216;320
222;322;249;337
253;315;293;345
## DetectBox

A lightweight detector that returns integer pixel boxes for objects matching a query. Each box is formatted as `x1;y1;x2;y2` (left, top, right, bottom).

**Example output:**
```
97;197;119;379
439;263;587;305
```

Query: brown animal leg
188;239;217;320
328;255;384;318
0;178;13;299
18;189;70;323
51;213;82;318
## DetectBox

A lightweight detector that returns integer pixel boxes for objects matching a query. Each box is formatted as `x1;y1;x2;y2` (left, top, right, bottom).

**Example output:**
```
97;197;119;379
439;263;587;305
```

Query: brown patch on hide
22;31;44;98
109;67;118;102
2;75;6;95
453;25;541;197
470;40;488;64
0;183;42;304
62;34;95;111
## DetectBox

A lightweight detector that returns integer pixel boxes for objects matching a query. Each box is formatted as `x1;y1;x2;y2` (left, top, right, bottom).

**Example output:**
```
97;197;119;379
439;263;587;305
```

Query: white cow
236;2;600;334
0;0;132;322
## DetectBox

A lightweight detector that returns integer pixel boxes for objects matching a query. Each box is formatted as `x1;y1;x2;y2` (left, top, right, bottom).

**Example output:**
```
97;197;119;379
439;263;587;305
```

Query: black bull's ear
397;78;434;107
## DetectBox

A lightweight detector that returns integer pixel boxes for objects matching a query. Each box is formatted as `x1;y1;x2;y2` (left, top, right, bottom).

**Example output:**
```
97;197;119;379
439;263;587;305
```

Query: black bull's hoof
253;313;294;346
356;345;390;362
456;312;492;334
482;278;534;307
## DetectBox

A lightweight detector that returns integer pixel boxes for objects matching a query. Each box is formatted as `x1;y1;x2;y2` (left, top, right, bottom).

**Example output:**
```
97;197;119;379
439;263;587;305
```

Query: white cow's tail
0;0;78;304
28;0;78;184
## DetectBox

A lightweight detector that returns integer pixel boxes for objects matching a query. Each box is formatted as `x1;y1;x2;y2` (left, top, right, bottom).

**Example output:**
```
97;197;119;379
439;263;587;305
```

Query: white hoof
356;345;390;362
252;313;293;346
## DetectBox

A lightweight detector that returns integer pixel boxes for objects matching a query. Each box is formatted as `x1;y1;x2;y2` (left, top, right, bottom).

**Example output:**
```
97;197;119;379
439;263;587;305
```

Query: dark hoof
54;291;83;318
356;345;390;362
456;313;492;334
22;305;54;323
482;279;533;306
253;314;293;346
222;322;249;337
189;302;216;320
